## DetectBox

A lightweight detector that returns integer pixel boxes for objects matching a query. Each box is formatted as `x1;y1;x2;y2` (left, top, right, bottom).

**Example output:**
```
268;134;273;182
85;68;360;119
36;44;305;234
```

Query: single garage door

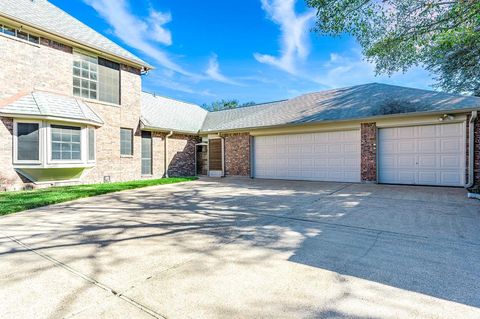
254;130;360;182
378;123;465;186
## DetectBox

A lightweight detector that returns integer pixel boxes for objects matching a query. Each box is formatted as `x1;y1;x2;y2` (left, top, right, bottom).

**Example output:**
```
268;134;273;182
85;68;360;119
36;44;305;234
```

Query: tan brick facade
0;33;194;190
224;133;251;176
360;123;377;182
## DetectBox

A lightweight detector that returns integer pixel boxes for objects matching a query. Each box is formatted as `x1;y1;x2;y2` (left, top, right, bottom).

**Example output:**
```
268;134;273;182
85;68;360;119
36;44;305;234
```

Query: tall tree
202;99;256;111
306;0;480;95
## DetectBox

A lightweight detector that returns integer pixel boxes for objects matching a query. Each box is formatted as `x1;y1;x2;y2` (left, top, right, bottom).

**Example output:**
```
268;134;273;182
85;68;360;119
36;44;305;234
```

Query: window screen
88;127;95;161
17;123;39;161
120;128;133;156
99;58;120;105
141;131;152;175
51;125;81;160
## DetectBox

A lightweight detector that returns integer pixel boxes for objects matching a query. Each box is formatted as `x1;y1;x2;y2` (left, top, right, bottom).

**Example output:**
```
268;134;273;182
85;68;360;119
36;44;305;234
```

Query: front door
208;138;223;177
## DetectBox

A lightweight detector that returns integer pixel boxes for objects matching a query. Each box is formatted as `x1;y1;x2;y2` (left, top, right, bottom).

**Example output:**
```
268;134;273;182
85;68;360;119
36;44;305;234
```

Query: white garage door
378;123;465;186
254;130;360;182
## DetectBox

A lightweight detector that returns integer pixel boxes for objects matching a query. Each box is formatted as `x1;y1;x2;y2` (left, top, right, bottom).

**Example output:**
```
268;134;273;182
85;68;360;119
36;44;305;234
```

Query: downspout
164;131;173;178
466;110;477;189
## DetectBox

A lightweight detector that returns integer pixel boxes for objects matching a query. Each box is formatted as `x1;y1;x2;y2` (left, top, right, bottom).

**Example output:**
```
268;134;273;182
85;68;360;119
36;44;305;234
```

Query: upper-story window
73;53;120;105
0;24;40;44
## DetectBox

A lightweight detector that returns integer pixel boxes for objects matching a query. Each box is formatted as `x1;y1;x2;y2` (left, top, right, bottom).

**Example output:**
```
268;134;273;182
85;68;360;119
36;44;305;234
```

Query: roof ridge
30;91;42;115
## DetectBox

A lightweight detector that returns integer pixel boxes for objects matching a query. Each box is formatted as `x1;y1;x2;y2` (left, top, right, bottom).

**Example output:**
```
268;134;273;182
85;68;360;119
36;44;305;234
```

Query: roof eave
0;112;104;126
0;13;153;70
140;122;199;135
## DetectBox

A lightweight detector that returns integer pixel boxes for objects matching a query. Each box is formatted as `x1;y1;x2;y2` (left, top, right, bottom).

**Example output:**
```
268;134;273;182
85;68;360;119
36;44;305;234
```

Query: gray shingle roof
0;0;151;68
0;91;104;125
201;83;480;132
141;92;207;134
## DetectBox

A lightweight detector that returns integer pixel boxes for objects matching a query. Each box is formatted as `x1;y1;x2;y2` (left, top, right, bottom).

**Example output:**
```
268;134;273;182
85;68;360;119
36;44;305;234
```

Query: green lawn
0;177;197;216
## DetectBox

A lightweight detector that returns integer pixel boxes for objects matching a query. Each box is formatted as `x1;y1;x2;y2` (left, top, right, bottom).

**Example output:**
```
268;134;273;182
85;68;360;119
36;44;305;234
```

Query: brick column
361;123;377;182
224;133;251;176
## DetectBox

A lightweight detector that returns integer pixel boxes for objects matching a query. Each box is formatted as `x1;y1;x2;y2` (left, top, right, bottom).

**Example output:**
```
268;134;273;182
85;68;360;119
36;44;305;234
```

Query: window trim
120;128;134;157
13;120;42;165
46;123;85;164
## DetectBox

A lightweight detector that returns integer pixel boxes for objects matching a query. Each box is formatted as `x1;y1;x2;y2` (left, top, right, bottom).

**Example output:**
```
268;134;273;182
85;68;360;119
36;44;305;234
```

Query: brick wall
0;33;165;190
224;133;251;176
166;134;199;177
361;123;377;182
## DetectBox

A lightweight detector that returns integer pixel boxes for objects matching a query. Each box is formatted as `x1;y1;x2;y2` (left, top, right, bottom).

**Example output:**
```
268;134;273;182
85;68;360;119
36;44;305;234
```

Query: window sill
120;155;134;158
141;175;153;178
79;97;121;108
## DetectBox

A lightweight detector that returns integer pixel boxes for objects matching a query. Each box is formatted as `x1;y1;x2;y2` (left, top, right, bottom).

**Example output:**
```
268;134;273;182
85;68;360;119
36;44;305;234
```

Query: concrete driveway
1;178;479;319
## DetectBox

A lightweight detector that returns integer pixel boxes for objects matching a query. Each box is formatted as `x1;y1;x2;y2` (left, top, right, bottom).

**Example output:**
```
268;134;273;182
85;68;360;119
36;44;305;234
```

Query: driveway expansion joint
1;233;168;319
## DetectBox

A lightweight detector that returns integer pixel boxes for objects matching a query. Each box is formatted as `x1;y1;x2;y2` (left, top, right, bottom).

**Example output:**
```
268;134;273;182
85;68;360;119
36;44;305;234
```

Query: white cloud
205;54;241;85
83;0;195;77
254;0;315;74
313;52;433;89
148;10;172;46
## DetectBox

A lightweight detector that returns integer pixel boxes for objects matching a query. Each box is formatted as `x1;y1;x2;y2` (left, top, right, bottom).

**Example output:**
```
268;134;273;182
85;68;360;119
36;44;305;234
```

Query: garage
378;123;466;186
253;130;360;182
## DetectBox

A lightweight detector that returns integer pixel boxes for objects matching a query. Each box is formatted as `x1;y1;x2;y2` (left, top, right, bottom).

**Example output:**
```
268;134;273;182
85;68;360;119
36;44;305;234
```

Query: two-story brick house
0;0;200;190
1;0;479;192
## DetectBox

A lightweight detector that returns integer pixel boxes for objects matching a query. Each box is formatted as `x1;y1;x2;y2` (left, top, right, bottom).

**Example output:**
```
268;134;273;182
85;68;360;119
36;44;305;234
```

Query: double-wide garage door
254;130;361;182
378;123;465;186
253;122;465;186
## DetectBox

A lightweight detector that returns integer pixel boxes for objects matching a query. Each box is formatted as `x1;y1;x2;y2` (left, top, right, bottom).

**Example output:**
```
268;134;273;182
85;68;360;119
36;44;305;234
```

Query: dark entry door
208;139;223;172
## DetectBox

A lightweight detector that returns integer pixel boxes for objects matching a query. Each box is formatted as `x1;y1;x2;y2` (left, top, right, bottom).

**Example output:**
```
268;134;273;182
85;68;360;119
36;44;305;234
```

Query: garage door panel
397;156;416;168
441;155;461;168
398;141;416;153
379;123;465;186
418;139;436;153
254;131;360;182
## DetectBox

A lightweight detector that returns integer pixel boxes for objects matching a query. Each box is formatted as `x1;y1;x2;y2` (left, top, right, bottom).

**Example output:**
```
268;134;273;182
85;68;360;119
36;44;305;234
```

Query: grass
0;177;197;216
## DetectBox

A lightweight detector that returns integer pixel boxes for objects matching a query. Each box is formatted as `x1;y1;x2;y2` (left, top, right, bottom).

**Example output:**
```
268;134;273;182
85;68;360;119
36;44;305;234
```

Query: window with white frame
73;54;98;100
0;24;40;44
120;128;133;156
73;53;120;104
16;122;40;162
51;125;81;161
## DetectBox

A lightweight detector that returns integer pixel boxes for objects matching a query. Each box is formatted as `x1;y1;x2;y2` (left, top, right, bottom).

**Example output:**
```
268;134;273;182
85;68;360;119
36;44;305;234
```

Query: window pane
141;131;152;175
3;26;15;36
73;53;98;99
88;128;95;161
120;128;133;155
17;123;39;161
17;30;28;41
51;125;81;161
28;35;39;44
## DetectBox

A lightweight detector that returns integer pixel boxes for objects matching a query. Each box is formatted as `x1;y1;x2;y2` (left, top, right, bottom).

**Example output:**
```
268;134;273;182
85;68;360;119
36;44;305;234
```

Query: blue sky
51;0;434;105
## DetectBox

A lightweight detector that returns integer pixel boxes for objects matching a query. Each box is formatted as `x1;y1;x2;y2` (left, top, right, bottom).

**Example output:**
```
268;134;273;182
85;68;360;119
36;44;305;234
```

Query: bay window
73;52;120;105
